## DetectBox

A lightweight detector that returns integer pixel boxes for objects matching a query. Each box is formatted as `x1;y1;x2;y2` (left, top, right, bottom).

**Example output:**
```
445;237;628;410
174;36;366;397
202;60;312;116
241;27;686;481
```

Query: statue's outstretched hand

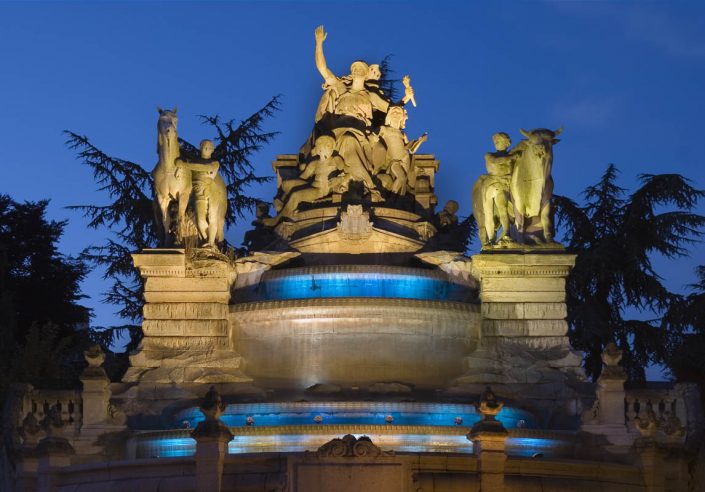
402;75;417;107
315;25;327;43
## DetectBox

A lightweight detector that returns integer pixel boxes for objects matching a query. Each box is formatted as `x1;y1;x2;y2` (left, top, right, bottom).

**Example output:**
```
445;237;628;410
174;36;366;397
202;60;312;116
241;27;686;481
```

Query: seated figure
266;136;343;224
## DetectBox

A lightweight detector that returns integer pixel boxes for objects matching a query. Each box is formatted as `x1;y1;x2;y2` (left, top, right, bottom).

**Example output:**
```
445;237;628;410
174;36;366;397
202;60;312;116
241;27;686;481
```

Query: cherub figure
266;136;343;223
439;200;459;228
375;106;427;195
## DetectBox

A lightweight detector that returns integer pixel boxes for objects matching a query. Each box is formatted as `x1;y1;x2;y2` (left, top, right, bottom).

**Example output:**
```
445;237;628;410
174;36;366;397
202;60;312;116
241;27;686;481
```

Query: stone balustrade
13;387;82;437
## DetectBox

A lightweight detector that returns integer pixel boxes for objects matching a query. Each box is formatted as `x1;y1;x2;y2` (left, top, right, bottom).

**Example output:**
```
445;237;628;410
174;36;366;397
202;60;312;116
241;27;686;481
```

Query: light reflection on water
134;434;572;459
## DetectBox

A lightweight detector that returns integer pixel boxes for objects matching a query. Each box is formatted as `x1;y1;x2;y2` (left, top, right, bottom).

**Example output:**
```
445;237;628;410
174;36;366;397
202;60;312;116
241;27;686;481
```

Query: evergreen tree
554;165;705;381
378;54;401;102
0;195;90;398
65;97;280;363
662;266;705;394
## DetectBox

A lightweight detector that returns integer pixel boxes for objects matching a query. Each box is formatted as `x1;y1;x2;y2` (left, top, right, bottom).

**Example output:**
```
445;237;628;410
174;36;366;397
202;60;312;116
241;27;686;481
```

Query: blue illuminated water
234;267;475;303
172;402;534;430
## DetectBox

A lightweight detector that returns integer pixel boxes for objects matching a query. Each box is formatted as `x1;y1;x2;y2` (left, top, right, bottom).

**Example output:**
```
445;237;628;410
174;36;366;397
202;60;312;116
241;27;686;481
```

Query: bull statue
510;127;561;244
471;128;561;248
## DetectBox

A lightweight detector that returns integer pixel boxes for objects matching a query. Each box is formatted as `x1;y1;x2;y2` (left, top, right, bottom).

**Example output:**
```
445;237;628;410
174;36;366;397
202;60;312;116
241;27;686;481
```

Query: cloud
551;96;619;127
624;7;705;59
546;1;705;60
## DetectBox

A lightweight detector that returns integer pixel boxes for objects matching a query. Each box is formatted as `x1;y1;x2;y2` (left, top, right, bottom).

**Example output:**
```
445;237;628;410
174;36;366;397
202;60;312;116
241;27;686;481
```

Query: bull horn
157;106;163;114
519;128;530;138
172;106;178;114
554;126;564;136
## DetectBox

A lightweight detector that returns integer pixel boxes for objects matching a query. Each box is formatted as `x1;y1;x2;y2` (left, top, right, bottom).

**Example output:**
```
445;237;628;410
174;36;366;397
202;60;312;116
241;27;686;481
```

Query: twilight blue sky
1;0;704;332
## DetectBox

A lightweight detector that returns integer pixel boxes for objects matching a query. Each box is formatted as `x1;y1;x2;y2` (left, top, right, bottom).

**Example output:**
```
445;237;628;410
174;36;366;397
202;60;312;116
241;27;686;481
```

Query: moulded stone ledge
129;349;244;369
144;291;230;304
492;335;571;353
141;336;231;351
480;290;566;303
482;319;568;337
144;276;230;293
482;277;565;293
142;319;229;337
481;302;567;320
143;302;229;320
124;366;251;384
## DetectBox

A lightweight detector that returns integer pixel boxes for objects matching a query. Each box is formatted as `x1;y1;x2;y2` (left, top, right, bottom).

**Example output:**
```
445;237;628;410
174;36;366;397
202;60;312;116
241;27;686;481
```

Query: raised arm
407;132;428;154
315;25;337;85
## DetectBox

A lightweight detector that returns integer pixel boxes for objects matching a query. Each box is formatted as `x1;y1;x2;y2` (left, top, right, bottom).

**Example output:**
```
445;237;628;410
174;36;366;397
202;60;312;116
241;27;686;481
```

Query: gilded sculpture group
265;25;429;227
151;25;562;249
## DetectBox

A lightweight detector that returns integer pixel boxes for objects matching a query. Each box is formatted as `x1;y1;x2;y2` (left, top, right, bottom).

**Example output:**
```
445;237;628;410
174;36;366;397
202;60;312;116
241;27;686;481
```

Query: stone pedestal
126;249;250;384
469;399;508;492
636;440;665;492
191;387;233;492
193;426;233;492
36;437;74;492
81;346;111;427
457;252;582;385
581;344;634;448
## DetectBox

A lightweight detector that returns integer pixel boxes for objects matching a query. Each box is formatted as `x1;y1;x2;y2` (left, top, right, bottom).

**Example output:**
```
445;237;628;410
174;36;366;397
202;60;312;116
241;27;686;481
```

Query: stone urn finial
200;386;226;421
477;386;504;421
191;386;232;440
84;344;106;367
601;342;622;367
600;343;627;381
469;386;507;439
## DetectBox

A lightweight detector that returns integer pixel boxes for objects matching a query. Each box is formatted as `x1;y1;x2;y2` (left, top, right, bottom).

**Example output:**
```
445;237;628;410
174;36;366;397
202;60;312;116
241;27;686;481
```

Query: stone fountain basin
229;296;480;391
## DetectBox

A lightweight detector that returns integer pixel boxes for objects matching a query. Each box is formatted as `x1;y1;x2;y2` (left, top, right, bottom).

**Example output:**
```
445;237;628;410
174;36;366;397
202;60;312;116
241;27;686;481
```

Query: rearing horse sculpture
509;127;561;243
152;107;191;245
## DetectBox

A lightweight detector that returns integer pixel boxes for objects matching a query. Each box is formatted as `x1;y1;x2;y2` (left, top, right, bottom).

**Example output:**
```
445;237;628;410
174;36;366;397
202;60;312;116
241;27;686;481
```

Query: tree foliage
65;97;280;352
661;266;705;388
0;196;90;397
554;164;705;381
378;54;401;102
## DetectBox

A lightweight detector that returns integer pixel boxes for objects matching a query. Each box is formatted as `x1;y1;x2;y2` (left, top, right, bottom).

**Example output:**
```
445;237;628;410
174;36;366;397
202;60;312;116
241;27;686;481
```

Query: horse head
156;107;179;157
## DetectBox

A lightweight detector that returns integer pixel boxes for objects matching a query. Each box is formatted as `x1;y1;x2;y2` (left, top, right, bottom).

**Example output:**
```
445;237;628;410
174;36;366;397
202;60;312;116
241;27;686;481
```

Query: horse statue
509;127;561;243
152;107;191;245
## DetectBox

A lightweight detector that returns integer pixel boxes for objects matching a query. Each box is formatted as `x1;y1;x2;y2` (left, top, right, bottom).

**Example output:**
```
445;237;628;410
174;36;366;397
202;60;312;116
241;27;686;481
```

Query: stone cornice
230;297;480;317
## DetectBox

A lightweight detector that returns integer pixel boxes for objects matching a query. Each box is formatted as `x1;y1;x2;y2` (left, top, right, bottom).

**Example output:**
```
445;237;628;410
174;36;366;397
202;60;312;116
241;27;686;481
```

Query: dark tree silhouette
0;195;90;397
662;266;705;395
378;54;401;102
554;165;705;381
65;97;281;362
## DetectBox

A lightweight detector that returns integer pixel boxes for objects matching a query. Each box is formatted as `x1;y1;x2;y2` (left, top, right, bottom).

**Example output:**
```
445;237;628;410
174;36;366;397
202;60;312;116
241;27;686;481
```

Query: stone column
468;387;508;492
126;248;249;384
191;387;233;492
458;252;580;384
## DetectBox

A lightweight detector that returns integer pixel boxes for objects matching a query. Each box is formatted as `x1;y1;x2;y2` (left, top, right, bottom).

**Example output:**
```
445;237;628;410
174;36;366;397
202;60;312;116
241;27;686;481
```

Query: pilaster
457;252;582;384
126;248;250;384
